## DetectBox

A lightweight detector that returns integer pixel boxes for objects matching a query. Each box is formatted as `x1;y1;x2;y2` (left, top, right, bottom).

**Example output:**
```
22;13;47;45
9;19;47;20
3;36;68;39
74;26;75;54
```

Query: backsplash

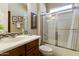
0;32;23;39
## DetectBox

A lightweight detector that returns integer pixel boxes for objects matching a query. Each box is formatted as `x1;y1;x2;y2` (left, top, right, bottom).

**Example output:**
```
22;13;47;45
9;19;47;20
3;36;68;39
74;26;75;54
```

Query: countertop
0;35;41;54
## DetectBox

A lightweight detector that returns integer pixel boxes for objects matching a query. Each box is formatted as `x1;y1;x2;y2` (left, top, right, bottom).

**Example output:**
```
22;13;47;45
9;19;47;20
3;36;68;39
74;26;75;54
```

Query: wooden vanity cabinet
0;39;39;56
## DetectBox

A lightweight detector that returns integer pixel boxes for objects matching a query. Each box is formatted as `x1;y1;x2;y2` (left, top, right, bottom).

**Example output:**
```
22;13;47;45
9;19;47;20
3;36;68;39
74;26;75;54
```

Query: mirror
0;3;28;34
7;3;28;34
31;12;37;29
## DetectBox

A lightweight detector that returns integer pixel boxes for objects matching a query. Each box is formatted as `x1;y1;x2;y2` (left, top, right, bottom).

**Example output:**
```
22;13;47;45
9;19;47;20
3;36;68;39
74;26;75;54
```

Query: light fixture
49;4;72;13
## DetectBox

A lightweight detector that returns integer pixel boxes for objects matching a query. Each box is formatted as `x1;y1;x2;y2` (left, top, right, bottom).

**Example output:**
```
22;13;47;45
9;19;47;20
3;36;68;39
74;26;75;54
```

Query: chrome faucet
0;35;3;40
10;34;15;38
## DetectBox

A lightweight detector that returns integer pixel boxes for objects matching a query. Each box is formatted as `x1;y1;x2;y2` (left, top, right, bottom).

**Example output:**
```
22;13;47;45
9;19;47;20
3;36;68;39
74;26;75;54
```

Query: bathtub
45;44;79;56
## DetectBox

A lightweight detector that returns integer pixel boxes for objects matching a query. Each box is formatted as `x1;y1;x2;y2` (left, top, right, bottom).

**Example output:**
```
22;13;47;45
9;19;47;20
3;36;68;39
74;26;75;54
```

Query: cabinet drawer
26;39;39;51
26;46;39;56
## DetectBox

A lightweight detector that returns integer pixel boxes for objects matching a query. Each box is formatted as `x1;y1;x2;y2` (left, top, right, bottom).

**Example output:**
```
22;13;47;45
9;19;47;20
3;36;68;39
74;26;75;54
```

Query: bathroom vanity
0;35;40;56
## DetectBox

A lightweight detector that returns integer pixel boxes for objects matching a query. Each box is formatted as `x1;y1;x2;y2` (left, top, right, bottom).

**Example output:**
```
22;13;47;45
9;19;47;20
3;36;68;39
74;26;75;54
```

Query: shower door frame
41;9;78;51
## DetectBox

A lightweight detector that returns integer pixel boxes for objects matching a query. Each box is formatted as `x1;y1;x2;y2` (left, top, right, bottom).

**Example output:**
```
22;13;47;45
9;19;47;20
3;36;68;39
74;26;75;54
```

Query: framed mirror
31;12;37;29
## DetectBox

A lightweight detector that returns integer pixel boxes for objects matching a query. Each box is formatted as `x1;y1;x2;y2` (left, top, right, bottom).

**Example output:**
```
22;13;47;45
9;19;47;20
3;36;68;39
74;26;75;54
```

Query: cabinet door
19;45;25;56
26;47;39;56
26;39;39;51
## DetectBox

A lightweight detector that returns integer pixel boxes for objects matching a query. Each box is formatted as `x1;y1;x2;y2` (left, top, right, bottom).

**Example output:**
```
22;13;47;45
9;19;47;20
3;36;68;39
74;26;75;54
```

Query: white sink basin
0;35;32;43
0;35;33;43
0;37;22;43
15;35;32;39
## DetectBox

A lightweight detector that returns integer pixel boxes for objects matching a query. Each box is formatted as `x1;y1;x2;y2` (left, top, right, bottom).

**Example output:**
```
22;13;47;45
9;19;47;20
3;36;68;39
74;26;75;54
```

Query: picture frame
31;12;37;29
18;16;23;22
12;16;18;22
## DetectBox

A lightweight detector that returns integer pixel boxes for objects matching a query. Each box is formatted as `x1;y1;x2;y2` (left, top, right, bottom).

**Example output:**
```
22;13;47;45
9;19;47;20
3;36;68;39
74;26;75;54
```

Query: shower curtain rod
40;9;72;16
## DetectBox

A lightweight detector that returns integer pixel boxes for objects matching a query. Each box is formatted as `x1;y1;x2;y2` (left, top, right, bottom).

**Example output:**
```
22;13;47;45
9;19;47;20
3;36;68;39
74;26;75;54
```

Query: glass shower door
42;14;56;45
42;4;79;52
42;10;73;49
57;11;73;48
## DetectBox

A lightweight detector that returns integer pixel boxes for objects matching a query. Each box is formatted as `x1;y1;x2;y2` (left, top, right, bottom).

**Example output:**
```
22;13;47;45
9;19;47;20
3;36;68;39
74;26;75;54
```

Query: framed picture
18;16;23;22
31;12;37;29
12;16;18;22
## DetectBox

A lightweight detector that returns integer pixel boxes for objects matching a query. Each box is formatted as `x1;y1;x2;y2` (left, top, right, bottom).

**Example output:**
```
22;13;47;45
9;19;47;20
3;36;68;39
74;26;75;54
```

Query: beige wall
37;3;47;35
8;3;27;33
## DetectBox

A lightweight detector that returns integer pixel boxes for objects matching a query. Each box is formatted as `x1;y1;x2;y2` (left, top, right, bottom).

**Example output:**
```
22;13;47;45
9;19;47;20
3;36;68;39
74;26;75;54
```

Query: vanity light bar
49;4;72;13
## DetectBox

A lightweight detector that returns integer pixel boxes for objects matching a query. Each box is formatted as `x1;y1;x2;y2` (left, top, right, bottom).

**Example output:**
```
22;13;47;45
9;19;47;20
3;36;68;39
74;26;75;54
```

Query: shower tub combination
39;4;79;56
